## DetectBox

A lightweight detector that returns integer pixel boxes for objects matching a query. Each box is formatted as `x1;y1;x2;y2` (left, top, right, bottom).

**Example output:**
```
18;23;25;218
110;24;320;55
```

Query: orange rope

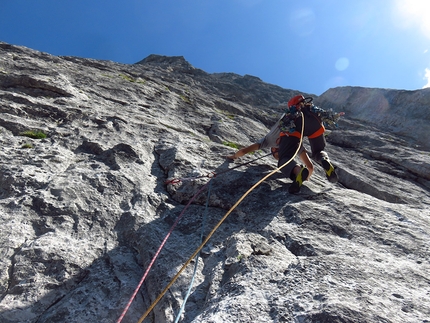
136;113;305;323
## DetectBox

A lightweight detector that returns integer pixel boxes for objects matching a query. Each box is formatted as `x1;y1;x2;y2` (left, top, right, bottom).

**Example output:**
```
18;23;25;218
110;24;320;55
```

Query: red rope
116;180;212;323
164;172;215;185
118;151;271;321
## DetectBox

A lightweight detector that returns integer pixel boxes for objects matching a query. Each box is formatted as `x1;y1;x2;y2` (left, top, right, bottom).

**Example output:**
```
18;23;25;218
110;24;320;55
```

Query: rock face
317;86;430;150
0;42;429;323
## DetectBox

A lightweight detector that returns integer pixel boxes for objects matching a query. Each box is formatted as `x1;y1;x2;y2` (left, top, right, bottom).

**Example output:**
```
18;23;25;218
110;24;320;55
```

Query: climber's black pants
278;134;329;180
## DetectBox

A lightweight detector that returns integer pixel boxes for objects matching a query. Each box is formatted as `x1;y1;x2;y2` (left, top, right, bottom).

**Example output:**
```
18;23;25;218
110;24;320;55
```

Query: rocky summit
0;42;429;323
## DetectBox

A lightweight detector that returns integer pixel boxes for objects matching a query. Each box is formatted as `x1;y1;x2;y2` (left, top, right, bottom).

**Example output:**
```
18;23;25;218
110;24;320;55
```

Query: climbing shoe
321;158;338;183
288;167;309;194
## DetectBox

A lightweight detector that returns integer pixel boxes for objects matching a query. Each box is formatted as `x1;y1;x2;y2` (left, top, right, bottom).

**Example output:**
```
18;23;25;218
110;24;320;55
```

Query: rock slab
0;42;429;323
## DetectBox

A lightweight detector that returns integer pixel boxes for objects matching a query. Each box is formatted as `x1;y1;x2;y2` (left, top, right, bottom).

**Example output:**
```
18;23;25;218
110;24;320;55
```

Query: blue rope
173;179;213;323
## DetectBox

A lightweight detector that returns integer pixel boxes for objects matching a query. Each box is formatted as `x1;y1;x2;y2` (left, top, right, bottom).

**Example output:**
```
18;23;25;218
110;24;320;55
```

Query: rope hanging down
136;113;305;323
116;181;211;323
173;179;212;323
117;148;271;322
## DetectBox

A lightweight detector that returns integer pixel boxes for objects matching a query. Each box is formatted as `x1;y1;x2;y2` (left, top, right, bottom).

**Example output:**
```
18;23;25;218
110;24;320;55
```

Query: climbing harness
279;97;343;141
135;113;305;323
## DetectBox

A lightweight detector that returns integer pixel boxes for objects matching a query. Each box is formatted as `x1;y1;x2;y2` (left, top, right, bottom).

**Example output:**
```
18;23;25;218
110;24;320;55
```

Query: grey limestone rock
0;42;429;323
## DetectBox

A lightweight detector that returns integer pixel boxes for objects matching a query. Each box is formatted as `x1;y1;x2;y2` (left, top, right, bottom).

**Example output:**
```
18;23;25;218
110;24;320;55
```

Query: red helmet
288;95;305;108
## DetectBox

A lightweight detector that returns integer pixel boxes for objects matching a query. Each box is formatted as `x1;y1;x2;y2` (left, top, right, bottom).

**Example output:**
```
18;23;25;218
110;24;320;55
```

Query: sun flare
394;0;430;39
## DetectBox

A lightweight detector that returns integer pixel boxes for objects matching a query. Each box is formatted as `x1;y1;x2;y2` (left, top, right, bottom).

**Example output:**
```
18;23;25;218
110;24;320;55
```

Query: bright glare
394;0;430;39
335;58;349;71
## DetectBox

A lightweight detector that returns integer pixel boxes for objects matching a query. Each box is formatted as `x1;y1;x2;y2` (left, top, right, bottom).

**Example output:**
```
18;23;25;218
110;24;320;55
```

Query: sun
393;0;430;39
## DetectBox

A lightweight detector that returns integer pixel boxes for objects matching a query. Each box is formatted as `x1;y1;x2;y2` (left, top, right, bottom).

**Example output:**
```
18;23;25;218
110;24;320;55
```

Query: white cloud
423;68;430;89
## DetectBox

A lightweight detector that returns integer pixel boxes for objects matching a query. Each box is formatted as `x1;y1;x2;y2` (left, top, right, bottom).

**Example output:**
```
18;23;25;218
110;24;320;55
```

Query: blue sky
1;0;429;95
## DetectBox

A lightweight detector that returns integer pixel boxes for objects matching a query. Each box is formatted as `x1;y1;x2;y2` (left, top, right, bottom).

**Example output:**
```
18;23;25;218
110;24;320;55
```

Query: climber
278;94;344;193
226;95;343;193
225;100;315;180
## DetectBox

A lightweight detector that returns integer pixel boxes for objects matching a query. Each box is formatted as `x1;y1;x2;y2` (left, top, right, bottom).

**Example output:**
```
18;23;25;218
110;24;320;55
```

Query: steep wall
0;42;429;323
317;86;430;150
